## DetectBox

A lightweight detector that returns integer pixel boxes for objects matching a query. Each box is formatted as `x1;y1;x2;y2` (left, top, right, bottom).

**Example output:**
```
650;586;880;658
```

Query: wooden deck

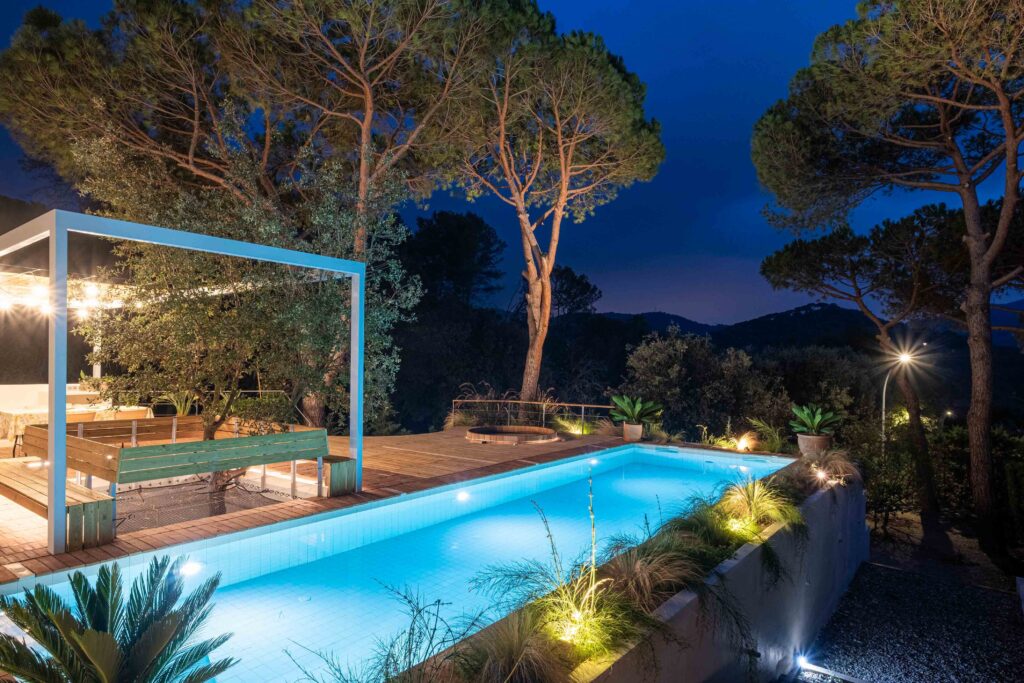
0;428;619;586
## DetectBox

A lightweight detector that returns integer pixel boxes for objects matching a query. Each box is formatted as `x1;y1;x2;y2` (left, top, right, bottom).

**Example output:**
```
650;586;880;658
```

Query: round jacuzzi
465;425;559;445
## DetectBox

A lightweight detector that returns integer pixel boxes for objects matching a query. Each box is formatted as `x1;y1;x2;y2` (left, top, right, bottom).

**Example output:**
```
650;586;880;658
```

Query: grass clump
464;608;569;683
551;414;593;436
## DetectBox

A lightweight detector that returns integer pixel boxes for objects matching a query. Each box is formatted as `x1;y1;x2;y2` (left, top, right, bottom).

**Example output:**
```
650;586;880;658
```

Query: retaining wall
586;482;869;682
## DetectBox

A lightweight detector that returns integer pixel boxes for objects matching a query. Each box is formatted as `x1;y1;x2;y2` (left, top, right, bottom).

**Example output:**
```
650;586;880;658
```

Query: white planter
622;422;643;442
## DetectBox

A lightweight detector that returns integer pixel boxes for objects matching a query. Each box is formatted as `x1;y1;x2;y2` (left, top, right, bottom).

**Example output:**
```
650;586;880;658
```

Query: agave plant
609;396;663;426
0;556;235;683
789;403;841;436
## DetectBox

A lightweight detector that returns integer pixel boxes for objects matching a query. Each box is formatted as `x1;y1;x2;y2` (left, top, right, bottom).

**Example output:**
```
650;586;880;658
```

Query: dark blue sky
0;1;945;323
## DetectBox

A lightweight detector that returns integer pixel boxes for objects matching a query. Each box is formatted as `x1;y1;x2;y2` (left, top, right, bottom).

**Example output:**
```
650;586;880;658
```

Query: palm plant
789;404;841;436
608;396;663;426
0;556;235;683
157;391;196;417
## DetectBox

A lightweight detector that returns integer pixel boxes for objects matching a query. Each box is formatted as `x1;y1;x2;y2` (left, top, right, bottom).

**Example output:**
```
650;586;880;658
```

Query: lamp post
881;351;914;455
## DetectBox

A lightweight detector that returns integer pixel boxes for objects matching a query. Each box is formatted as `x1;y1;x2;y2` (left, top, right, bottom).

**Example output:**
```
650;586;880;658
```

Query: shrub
618;329;789;436
464;608;569;683
747;417;785;453
0;556;235;683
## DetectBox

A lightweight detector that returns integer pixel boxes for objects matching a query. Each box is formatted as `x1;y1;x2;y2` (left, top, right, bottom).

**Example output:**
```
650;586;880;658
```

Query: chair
114;408;150;420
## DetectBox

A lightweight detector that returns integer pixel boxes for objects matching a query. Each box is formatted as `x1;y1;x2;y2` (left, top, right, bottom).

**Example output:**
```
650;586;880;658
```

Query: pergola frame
0;210;366;553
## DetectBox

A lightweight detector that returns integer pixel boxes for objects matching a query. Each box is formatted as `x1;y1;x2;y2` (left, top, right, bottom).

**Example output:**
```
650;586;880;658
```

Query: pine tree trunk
519;271;551;402
964;277;996;542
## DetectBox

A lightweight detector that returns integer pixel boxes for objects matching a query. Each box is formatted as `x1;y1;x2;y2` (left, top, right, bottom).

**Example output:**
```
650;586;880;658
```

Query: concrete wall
586;483;869;683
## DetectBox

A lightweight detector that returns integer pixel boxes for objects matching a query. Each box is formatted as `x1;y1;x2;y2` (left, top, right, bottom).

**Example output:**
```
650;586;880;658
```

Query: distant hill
602;311;716;336
710;303;878;350
601;303;878;350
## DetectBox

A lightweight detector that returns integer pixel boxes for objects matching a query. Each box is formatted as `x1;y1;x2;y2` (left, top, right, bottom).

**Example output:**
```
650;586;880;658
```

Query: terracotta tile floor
0;429;619;586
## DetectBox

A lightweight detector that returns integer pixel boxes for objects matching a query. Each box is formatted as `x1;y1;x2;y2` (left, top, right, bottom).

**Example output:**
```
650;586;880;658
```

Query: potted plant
610;395;663;442
790;403;841;456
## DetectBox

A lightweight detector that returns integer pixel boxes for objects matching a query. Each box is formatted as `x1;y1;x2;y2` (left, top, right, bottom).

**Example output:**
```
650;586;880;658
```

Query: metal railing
449;399;613;430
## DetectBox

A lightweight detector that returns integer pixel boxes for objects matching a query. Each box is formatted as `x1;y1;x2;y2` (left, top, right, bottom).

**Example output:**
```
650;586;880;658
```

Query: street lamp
881;350;916;454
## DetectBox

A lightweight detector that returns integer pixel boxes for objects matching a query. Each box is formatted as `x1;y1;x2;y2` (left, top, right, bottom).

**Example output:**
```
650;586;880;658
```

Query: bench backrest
116;428;329;484
22;418;329;484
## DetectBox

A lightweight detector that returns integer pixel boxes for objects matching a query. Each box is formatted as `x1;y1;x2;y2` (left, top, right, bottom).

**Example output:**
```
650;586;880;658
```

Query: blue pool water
0;445;789;681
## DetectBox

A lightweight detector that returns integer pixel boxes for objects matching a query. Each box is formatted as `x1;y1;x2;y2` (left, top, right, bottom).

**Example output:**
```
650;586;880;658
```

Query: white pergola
0;210;365;553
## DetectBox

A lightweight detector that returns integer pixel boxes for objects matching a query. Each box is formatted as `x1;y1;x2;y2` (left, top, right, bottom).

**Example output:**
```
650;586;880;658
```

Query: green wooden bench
0;458;114;550
19;417;356;544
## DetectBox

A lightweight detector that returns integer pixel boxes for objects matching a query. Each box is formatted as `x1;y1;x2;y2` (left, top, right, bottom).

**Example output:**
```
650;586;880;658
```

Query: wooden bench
0;458;114;550
14;417;351;547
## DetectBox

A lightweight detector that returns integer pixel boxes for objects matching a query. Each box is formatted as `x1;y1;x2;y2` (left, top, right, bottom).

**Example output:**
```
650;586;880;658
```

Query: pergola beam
2;210;366;554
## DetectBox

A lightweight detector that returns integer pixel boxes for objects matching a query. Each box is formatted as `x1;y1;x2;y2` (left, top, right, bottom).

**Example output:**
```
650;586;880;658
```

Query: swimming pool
0;444;790;681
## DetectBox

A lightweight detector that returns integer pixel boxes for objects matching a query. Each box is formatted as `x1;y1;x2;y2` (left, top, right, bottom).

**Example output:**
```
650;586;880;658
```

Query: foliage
400;212;506;310
290;588;483;683
752;346;876;432
599;533;700;613
463;609;569;683
551;414;593;436
609;395;663;426
751;0;1024;538
0;2;422;434
443;1;664;399
443;410;479;430
157;391;196;418
747;418;785;454
472;491;654;660
618;329;790;437
0;556;235;683
789;404;841;436
803;450;861;489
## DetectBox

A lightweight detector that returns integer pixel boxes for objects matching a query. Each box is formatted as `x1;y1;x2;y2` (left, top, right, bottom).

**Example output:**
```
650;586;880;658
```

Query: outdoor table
0;404;154;441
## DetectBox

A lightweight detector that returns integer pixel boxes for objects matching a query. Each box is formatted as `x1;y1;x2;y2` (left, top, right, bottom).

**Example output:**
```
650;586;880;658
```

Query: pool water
0;445;789;681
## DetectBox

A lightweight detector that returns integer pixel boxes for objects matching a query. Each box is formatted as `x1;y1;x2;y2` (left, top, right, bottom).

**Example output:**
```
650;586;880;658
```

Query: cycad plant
608;396;662;426
0;556;235;683
789;404;841;436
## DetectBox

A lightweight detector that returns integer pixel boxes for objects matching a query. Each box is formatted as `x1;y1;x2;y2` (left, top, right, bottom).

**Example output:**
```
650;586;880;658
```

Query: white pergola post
0;210;367;554
47;219;68;554
350;272;364;489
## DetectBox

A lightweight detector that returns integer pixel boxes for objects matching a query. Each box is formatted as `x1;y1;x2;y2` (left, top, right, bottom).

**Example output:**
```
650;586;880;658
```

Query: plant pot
797;433;832;457
622;422;643;442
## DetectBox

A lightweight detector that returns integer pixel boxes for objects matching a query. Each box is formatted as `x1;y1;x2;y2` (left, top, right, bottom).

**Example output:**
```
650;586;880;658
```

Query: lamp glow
589;458;599;466
85;283;100;298
898;352;912;364
180;561;203;577
0;296;10;310
797;655;809;669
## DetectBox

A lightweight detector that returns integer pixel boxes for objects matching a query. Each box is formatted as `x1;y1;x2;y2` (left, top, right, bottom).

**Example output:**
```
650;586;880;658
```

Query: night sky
0;1;948;323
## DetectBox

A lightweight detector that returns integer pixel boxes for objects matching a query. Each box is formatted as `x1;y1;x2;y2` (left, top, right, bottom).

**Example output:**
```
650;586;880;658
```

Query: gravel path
807;562;1024;683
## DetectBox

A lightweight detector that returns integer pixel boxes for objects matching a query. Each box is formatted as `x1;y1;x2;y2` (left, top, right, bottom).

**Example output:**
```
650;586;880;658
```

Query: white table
0;404;153;441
